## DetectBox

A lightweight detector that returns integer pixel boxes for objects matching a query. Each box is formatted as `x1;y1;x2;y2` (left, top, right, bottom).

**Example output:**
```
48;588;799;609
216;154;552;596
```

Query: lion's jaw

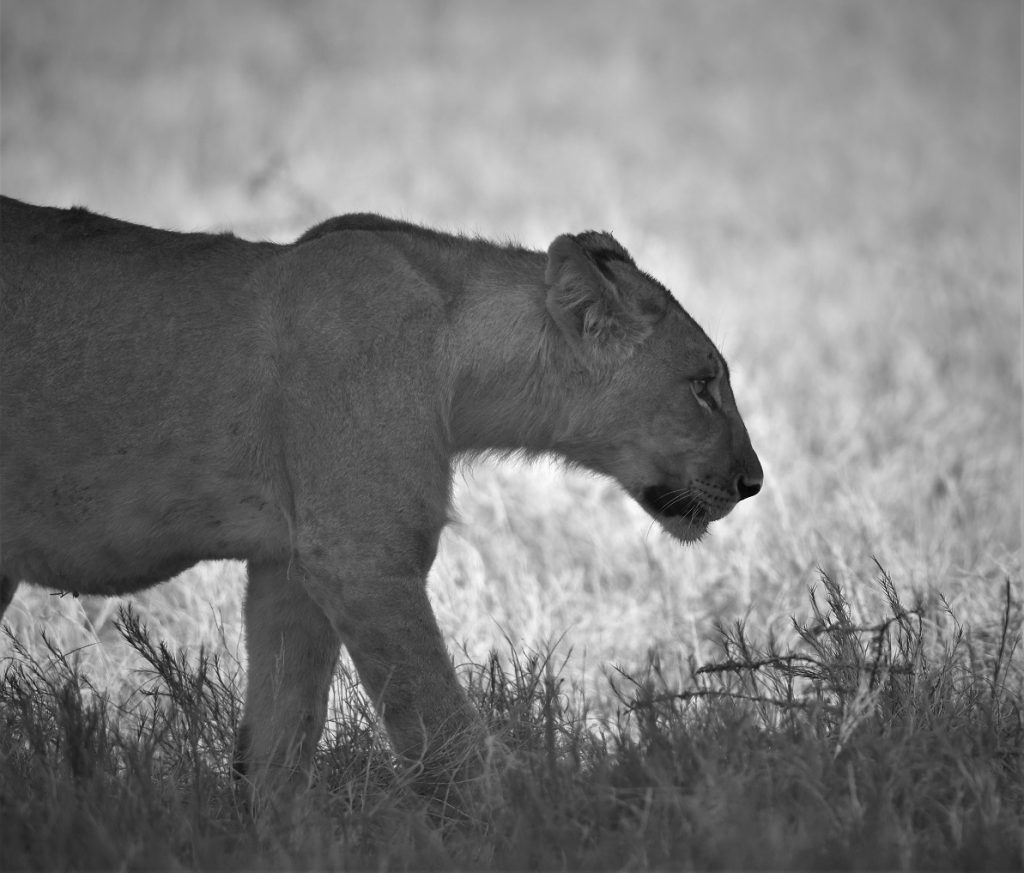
639;484;710;541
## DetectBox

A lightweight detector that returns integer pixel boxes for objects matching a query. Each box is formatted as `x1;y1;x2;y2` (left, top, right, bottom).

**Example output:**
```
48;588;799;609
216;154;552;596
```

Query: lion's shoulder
295;213;444;245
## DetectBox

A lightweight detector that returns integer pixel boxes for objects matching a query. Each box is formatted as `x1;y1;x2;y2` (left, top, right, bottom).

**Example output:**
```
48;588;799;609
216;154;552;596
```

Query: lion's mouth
641;485;708;523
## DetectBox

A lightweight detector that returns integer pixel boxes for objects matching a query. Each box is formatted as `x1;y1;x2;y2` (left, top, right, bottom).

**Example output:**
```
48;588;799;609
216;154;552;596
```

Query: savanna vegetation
1;0;1021;869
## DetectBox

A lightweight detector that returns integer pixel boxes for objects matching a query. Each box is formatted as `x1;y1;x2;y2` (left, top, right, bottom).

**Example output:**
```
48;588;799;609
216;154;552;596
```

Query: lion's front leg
303;568;483;796
237;559;341;812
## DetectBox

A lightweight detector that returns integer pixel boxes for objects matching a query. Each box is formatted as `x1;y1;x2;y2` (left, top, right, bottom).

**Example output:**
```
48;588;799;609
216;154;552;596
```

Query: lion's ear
545;233;655;362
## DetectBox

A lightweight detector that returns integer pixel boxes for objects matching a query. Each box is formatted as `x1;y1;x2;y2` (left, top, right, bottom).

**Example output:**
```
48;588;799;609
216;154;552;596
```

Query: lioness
0;197;761;801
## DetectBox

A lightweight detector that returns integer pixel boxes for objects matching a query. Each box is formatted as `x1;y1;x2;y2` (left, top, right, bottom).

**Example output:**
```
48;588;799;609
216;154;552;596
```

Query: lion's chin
636;485;711;543
654;514;710;544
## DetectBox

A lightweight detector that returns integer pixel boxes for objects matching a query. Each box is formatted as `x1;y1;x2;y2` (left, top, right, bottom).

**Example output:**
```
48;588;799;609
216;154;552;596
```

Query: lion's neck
437;247;582;457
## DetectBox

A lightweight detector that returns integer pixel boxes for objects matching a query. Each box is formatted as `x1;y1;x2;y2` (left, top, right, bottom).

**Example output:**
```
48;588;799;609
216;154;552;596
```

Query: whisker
643;484;707;519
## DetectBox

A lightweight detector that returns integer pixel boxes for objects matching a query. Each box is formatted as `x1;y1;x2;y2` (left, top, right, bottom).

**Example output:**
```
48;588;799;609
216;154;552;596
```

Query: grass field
1;0;1022;869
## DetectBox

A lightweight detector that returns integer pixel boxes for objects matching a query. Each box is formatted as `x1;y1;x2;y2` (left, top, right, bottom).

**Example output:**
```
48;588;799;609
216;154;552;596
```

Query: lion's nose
735;473;762;501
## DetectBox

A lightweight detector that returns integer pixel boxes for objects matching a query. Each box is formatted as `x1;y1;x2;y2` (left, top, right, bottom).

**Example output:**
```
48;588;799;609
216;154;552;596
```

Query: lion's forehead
657;307;724;373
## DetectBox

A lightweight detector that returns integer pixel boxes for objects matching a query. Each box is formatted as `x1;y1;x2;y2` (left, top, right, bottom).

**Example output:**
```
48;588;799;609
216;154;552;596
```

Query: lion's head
545;231;762;543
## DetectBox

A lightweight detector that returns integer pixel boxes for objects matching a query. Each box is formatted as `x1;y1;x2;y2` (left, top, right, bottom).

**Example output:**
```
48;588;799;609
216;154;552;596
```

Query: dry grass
1;0;1021;868
3;569;1021;869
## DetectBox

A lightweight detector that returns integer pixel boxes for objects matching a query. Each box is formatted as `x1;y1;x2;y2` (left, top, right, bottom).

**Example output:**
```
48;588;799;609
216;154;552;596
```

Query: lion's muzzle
641;485;708;522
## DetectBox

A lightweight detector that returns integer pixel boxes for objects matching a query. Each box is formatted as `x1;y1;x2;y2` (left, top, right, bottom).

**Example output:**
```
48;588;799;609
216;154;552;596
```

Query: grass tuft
5;567;1019;870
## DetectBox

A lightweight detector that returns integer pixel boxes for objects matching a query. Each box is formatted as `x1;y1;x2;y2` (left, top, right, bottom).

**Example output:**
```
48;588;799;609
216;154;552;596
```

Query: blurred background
1;0;1020;700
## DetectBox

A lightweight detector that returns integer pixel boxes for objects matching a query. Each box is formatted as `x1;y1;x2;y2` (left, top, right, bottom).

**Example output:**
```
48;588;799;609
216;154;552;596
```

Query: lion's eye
691;378;717;410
